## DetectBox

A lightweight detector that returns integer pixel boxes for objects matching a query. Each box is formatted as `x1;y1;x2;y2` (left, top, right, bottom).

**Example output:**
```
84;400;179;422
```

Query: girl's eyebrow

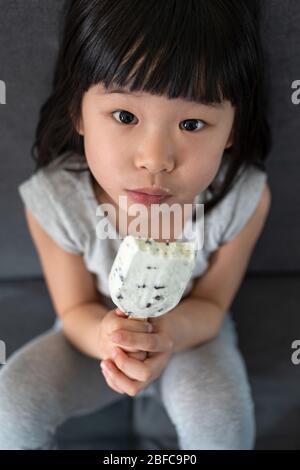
101;86;225;109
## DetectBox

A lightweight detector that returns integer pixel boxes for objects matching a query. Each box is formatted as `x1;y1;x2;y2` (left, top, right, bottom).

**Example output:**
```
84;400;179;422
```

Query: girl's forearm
170;296;225;353
60;302;108;360
59;296;224;359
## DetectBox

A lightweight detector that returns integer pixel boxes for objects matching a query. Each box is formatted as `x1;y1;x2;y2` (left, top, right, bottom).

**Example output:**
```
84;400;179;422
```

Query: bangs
70;0;259;106
33;0;270;217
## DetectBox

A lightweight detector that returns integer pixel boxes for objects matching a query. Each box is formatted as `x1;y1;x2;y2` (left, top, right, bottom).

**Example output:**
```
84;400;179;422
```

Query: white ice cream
108;235;197;319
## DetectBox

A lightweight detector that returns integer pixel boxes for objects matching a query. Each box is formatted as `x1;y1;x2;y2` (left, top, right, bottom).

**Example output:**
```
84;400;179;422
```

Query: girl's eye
112;110;137;125
179;119;206;132
111;110;207;132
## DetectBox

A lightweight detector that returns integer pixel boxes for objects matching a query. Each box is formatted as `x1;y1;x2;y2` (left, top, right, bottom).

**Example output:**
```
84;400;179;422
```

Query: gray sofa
0;1;299;450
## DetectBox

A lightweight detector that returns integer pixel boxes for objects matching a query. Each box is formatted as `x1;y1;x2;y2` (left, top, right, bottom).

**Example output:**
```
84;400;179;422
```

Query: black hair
31;0;272;216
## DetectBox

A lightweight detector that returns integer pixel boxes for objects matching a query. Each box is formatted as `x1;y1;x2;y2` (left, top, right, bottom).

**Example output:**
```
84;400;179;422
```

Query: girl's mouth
126;190;171;205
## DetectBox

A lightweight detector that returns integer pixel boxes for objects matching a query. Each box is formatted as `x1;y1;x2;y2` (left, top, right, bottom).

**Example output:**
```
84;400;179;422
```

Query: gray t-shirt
18;151;267;310
18;151;268;400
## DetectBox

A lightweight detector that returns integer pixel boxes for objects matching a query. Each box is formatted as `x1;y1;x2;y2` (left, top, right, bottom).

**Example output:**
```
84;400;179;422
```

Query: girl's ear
225;127;234;149
75;116;84;136
70;109;84;136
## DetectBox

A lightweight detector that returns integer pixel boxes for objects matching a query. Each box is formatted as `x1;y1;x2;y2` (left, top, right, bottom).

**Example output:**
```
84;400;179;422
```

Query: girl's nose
134;137;175;174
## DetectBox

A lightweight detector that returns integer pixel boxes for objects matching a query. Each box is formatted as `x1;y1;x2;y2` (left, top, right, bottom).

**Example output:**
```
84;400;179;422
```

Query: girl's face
77;83;235;237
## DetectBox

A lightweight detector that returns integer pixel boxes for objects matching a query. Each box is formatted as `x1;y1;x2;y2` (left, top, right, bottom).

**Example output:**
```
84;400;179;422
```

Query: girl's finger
102;358;141;397
113;347;151;382
112;316;152;335
143;350;171;375
127;350;148;361
104;373;124;395
115;309;127;318
101;365;125;395
111;330;168;353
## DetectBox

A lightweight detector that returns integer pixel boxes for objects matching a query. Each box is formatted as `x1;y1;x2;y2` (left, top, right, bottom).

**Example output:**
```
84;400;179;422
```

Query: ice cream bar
108;235;197;320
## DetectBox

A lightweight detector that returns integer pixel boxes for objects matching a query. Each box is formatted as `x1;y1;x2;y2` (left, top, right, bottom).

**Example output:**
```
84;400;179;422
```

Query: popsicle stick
116;309;148;322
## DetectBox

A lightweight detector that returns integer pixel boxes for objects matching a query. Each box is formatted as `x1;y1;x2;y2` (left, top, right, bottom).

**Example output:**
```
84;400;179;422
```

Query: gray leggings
0;311;255;450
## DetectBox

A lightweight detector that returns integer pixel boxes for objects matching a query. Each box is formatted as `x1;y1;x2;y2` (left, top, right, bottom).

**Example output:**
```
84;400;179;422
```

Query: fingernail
147;323;153;333
116;309;126;316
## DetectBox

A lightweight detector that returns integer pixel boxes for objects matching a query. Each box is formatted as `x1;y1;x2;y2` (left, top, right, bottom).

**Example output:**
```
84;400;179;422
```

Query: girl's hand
98;308;153;365
100;311;176;396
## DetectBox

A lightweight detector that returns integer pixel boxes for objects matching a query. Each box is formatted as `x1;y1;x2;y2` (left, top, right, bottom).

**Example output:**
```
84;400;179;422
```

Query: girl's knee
174;396;255;450
160;346;256;449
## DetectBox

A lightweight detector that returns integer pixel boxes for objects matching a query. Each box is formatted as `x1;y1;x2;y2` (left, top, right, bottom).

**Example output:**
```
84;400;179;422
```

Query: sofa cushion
0;0;300;277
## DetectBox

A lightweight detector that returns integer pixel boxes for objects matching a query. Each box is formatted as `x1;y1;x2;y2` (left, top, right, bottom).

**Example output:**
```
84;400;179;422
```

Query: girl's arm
24;208;108;359
170;182;272;353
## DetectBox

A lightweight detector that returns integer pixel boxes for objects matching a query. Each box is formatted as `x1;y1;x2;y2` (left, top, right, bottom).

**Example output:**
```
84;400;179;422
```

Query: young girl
0;0;271;450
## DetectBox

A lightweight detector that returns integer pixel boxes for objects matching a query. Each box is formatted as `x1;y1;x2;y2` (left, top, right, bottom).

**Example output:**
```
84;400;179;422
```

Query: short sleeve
18;169;82;254
220;165;268;244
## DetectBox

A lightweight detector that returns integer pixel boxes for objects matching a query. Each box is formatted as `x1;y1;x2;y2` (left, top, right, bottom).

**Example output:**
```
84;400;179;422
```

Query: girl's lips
126;190;171;205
